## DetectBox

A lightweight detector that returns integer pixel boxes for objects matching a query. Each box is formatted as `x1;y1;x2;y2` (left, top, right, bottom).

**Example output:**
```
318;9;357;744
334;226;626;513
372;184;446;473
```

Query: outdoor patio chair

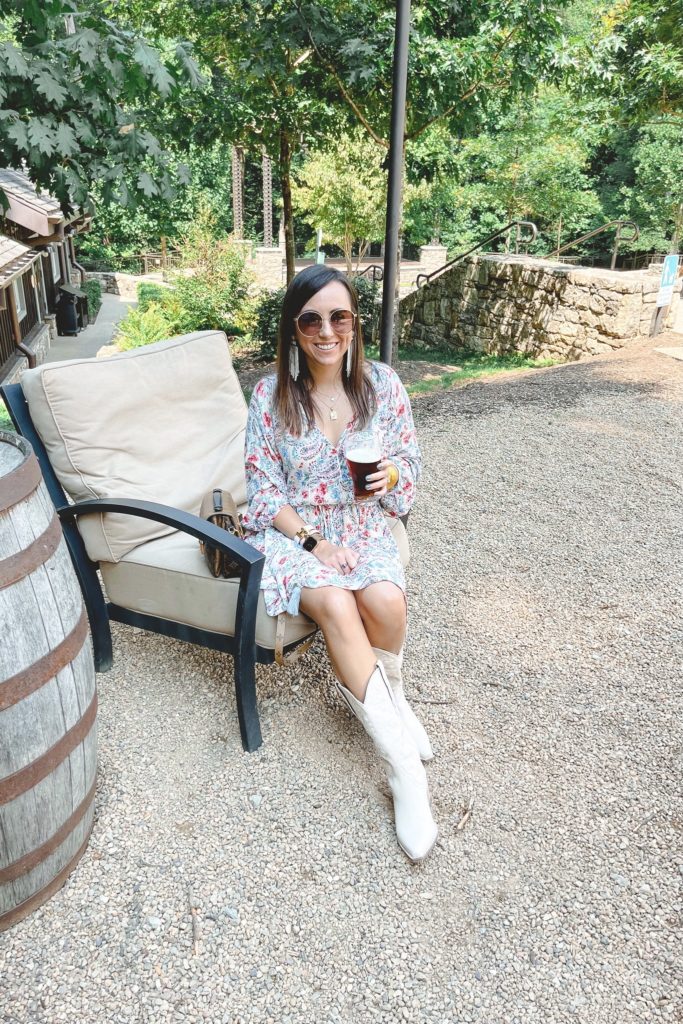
1;331;409;752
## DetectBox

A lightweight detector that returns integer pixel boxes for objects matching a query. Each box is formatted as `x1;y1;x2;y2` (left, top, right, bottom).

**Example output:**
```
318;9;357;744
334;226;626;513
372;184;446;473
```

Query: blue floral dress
242;361;421;617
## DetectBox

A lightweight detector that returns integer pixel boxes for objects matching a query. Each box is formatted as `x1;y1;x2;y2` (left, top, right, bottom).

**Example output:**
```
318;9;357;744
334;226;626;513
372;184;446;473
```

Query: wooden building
0;169;91;384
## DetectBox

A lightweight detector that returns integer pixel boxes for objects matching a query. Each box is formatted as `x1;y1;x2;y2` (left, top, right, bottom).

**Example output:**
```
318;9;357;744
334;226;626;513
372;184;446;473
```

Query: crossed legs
299;581;406;700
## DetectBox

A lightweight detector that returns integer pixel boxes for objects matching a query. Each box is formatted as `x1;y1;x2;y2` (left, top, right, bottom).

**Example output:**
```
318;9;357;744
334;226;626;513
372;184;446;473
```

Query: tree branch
406;27;519;142
296;8;388;148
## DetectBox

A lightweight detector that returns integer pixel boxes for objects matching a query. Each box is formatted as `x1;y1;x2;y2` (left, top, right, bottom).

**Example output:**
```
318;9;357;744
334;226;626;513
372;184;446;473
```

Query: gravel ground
2;339;682;1024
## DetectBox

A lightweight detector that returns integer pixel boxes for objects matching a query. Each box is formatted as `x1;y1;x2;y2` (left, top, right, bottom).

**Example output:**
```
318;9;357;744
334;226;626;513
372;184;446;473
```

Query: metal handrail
544;221;639;271
416;221;538;288
355;264;384;283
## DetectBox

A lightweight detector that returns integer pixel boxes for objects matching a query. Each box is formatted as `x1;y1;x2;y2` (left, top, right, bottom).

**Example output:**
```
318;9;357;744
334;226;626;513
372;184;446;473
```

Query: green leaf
27;118;56;156
137;171;158;198
6;119;28;149
34;69;69;106
177;163;192;186
133;40;175;96
55;121;78;156
63;28;100;65
138;130;162;159
0;42;30;78
175;43;206;90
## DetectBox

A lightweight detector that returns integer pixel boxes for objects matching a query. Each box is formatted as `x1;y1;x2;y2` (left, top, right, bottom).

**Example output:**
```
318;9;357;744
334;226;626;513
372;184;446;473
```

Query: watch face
302;534;318;552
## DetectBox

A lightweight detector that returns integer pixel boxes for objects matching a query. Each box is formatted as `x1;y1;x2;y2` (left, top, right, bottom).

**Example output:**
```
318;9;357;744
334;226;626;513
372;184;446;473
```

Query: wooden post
161;236;168;279
57;243;68;285
7;280;22;344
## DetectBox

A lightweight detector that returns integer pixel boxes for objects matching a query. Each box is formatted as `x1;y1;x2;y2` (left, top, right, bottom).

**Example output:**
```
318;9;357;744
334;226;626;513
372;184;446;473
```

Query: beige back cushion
22;331;247;563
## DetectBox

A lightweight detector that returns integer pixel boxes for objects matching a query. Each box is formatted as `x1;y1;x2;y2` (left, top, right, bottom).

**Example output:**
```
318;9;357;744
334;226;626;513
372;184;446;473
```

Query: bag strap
215;489;244;537
274;613;315;667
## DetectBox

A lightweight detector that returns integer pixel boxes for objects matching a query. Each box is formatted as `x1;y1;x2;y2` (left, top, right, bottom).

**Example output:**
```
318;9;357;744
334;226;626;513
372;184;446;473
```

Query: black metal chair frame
1;382;315;753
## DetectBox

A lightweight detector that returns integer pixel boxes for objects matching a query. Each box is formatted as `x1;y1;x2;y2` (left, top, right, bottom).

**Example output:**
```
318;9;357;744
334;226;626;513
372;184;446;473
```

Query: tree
300;0;566;149
148;0;342;283
293;130;387;272
564;0;683;123
0;0;201;210
622;122;683;250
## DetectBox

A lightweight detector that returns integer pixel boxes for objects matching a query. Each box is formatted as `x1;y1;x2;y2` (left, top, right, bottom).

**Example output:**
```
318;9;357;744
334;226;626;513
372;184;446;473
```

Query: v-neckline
313;417;355;452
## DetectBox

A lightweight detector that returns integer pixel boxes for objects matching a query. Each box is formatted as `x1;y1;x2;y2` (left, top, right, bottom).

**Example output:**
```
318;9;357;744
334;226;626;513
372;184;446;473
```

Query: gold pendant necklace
314;387;342;421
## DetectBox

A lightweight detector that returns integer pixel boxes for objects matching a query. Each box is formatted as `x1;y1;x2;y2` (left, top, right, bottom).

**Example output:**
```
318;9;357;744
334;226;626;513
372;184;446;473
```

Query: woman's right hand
313;539;358;576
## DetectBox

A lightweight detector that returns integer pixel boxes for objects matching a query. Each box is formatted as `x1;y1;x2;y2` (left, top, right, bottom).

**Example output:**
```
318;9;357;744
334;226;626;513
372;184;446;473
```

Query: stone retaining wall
400;255;681;359
85;271;147;299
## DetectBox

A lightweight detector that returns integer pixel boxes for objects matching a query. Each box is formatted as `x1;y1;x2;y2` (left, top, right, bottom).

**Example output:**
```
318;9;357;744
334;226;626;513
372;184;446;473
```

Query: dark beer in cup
346;444;382;500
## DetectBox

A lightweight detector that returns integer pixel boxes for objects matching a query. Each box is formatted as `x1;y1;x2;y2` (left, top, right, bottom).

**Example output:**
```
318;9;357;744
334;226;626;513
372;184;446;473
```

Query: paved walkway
43;292;134;363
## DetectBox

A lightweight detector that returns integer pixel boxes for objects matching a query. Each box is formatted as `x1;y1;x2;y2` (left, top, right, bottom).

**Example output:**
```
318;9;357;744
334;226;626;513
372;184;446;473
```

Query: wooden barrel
0;430;97;931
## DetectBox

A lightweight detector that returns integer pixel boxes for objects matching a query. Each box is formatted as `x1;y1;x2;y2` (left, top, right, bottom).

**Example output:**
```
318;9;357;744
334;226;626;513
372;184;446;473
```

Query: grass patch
0;399;14;433
404;352;559;397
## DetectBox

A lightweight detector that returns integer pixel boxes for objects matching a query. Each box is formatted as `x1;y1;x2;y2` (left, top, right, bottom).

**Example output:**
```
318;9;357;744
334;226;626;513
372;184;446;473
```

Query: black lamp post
379;0;411;365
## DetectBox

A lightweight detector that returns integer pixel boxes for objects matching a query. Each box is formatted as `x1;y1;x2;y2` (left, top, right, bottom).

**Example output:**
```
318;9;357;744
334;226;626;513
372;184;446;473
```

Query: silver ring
340;562;348;570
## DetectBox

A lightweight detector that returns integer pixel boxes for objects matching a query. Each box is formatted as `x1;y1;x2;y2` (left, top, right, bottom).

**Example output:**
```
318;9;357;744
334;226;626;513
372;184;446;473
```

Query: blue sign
656;254;679;307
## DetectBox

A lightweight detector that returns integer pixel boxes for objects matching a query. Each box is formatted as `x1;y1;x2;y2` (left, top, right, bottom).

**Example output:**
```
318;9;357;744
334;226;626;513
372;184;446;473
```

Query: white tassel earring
289;341;300;381
346;337;353;376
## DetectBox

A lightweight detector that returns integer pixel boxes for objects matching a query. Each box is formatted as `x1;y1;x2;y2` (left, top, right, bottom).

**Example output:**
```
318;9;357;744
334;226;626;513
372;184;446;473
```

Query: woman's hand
365;459;398;498
313;539;359;576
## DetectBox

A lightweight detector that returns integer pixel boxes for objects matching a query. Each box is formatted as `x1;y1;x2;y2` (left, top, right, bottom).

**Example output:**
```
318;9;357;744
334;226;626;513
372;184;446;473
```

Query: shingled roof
0;168;64;237
0;234;41;288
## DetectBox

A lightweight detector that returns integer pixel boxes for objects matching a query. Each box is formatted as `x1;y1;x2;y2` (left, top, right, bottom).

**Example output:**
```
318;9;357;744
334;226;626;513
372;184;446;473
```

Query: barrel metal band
0;450;41;513
0;829;93;932
0;513;62;590
0;777;96;884
0;605;89;712
0;689;97;805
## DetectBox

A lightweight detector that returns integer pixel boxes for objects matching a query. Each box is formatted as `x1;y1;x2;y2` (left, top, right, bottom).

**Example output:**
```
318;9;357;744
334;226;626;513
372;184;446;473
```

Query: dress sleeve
378;367;422;518
243;379;290;530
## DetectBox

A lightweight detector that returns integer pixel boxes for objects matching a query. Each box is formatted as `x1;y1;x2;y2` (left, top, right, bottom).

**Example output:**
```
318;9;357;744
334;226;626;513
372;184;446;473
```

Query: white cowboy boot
336;662;438;862
372;647;434;762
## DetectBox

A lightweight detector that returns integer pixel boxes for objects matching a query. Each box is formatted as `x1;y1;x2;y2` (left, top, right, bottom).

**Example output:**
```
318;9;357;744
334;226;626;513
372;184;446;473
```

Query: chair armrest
56;498;264;573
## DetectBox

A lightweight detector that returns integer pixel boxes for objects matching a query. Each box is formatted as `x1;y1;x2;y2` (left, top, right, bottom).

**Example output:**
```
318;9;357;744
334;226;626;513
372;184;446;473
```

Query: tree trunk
279;131;296;284
670;201;683;253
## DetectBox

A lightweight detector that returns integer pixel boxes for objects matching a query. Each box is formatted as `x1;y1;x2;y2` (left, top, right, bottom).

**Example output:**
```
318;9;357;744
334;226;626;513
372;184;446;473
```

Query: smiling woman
241;265;438;862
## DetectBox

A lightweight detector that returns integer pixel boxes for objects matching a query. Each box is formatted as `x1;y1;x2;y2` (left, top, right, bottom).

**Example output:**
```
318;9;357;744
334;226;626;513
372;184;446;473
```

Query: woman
242;265;437;861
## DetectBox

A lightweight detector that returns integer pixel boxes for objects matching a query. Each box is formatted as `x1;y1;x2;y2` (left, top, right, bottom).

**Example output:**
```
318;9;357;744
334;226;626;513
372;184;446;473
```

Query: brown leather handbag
199;489;245;578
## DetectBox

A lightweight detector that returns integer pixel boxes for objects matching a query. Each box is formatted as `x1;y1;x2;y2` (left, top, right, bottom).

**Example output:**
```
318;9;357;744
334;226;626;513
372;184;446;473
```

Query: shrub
84;279;102;320
115;303;175;350
137;282;170;311
349;274;381;346
252;287;286;360
170;213;256;337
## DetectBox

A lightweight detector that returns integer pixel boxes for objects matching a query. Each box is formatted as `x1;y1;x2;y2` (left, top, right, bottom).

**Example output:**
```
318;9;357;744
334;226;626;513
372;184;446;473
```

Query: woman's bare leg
355;582;406;654
299;586;376;699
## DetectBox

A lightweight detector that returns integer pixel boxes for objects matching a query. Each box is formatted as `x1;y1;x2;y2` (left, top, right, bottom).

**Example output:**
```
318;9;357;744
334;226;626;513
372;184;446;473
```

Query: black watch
302;532;321;552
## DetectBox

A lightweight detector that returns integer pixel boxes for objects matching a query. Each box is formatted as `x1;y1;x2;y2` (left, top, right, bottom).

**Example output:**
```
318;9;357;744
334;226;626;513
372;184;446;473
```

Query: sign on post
656;255;679;307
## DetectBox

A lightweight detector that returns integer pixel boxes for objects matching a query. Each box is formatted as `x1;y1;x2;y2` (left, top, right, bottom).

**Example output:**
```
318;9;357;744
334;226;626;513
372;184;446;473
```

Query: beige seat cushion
21;331;247;564
100;516;410;650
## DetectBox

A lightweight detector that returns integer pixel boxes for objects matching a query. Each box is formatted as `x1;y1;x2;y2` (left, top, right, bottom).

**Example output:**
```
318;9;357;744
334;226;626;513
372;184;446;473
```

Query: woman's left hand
365;459;397;498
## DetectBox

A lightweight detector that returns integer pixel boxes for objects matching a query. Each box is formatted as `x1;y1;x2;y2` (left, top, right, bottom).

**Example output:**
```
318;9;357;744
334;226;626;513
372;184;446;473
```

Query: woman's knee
356;583;406;624
301;586;358;627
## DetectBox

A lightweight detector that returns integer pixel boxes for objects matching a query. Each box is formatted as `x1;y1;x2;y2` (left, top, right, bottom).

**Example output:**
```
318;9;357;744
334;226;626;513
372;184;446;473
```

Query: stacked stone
401;255;681;361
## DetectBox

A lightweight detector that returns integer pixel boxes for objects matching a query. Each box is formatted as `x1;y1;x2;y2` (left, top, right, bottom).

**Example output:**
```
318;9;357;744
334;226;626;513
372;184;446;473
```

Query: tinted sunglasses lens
330;310;354;333
297;312;323;336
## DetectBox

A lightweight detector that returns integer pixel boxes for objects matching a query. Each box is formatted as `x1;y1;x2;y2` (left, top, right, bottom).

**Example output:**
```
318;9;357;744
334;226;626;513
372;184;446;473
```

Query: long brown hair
274;265;376;436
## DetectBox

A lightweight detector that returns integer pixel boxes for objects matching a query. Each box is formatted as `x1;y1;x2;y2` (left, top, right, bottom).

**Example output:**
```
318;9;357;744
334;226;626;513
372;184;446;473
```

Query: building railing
355;264;384;283
544;221;639;271
416;221;538;288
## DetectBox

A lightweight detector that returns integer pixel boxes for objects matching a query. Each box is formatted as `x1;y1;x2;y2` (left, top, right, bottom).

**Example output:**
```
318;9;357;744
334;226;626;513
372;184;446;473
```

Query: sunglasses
294;308;356;337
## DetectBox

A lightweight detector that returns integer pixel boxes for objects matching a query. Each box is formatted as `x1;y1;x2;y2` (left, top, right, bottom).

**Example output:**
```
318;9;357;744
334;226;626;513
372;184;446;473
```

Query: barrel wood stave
0;431;98;930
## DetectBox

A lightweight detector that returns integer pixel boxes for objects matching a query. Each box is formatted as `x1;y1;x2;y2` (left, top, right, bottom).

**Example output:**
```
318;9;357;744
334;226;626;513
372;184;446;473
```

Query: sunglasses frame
293;308;357;338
